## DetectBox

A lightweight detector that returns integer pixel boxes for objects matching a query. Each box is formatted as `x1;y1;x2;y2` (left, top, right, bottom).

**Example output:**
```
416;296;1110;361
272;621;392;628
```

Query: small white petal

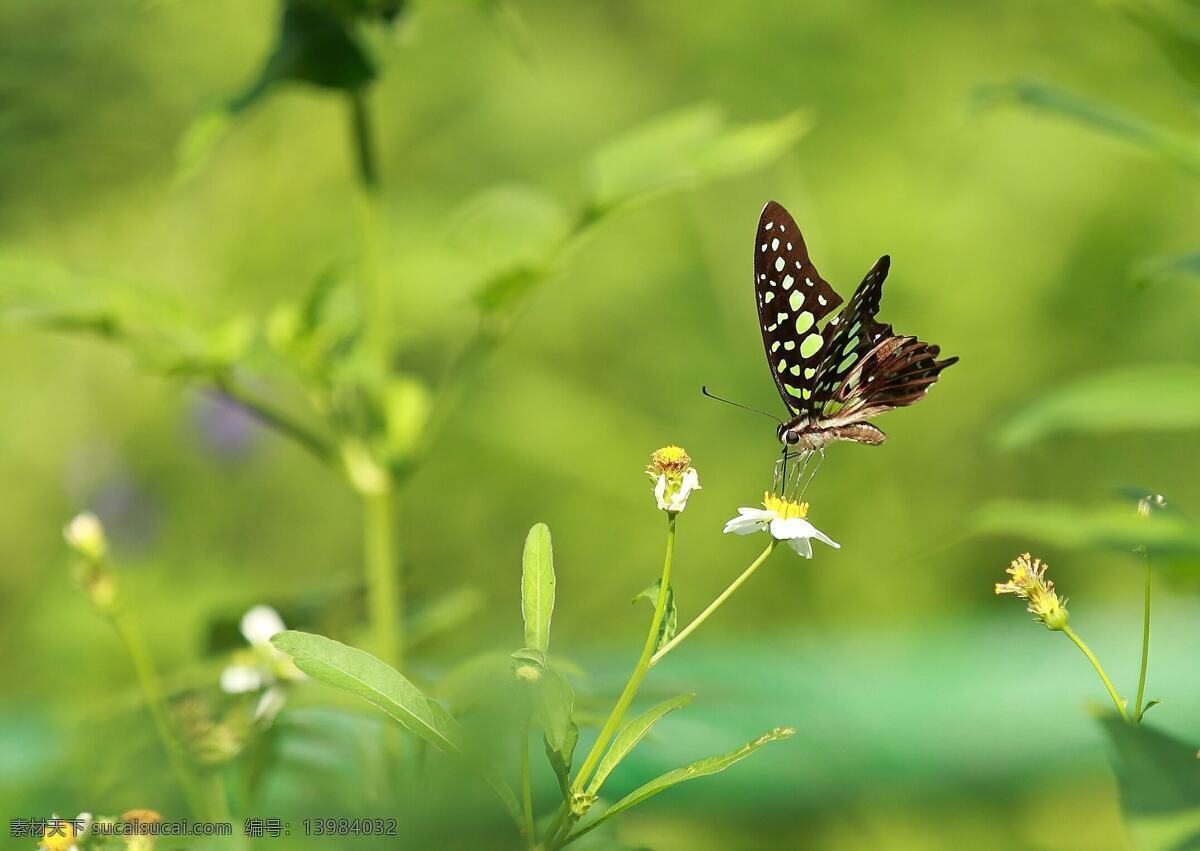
254;686;288;722
788;537;814;557
723;511;768;534
241;605;286;646
221;664;263;694
653;474;669;510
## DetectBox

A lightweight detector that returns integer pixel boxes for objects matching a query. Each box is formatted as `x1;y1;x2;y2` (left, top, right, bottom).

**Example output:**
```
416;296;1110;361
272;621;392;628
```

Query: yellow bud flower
995;553;1069;631
646;445;701;513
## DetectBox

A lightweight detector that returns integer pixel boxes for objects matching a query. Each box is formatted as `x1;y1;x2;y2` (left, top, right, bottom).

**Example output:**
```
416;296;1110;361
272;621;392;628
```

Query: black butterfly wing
810;256;893;416
815;256;958;422
753;201;844;416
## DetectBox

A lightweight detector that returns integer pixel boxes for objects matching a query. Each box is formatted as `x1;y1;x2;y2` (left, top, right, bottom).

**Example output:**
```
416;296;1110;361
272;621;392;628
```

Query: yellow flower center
647;445;692;477
762;492;808;519
41;819;81;851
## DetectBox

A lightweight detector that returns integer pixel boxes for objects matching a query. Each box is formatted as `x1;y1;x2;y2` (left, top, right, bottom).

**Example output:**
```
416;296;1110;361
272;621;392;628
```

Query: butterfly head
776;422;800;445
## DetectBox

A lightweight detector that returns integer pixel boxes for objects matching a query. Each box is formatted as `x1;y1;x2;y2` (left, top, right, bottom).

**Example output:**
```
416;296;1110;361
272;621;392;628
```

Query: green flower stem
1134;550;1152;721
544;514;677;848
1062;624;1129;721
520;722;535;849
109;610;212;819
364;489;402;669
650;539;778;668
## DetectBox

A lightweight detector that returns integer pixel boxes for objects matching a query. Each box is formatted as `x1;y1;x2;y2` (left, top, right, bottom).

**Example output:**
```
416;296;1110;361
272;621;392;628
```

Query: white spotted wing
753;200;844;416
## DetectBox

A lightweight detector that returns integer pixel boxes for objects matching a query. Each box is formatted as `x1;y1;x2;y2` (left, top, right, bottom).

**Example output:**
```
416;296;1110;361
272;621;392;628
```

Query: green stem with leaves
651;539;777;667
544;514;676;849
1062;624;1129;721
1134;550;1152;721
346;87;403;668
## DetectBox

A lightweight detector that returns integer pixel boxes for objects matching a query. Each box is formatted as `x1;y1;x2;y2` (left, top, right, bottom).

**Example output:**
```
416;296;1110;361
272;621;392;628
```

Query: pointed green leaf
972;79;1200;175
1100;715;1200;851
569;726;794;841
271;630;462;754
997;365;1200;449
534;666;578;794
521;523;556;654
587;693;695;795
586;105;812;210
633;580;676;653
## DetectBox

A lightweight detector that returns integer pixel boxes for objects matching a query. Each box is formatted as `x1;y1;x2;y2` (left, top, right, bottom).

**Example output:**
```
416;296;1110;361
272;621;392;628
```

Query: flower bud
64;512;108;562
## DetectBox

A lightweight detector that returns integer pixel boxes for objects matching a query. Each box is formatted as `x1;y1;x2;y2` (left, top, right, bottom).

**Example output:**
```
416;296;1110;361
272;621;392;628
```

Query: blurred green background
3;1;1200;849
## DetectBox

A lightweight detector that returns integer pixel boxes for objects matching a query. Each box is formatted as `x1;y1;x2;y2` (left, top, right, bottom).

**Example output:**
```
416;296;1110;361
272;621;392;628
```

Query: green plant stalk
346;88;403;669
364;490;401;668
1062;624;1129;721
109;611;213;818
213;376;334;464
545;514;677;848
650;539;777;667
520;722;535;849
1134;550;1152;721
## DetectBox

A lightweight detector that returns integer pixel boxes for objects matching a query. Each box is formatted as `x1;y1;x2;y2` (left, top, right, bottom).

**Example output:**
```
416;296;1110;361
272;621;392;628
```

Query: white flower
221;605;304;698
240;605;286;647
723;493;840;558
63;512;107;561
647;446;701;513
220;664;263;694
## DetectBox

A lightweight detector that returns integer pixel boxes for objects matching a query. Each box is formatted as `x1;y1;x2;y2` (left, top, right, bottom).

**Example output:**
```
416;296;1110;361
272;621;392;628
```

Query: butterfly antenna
701;386;784;424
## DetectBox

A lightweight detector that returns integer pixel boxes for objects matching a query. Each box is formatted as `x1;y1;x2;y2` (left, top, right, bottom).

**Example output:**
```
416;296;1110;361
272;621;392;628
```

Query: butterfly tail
836;335;957;419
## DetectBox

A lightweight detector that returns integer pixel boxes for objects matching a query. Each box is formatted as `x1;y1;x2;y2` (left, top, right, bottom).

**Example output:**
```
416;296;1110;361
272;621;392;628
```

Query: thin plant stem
520;722;535;849
1062;624;1129;721
544;514;677;849
650;540;778;667
212;377;334;464
109;611;212;818
364;490;401;668
1134;550;1152;721
573;514;676;788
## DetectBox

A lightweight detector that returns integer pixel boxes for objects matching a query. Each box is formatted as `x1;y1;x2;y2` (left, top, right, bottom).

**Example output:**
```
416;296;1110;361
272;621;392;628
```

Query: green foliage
567;727;796;844
270;630;463;754
587;694;695;796
633;580;677;654
585;105;812;214
521;523;556;654
1100;716;1200;851
975;78;1200;174
996;365;1200;448
974;499;1200;556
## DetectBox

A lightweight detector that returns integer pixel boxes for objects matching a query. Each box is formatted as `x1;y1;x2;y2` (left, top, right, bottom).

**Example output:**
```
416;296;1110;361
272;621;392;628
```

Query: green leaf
585;104;812;211
569;727;795;842
534;667;578;795
521;523;556;654
1099;715;1200;851
972;79;1200;175
587;693;695;795
1117;0;1200;92
633;580;677;653
974;500;1200;557
997;365;1200;448
1134;249;1200;290
231;1;375;110
270;630;462;754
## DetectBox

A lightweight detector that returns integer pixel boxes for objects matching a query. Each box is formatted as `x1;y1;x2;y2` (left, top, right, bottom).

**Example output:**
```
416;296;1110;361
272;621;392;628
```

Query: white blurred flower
723;493;840;558
63;512;107;561
221;605;304;700
39;813;90;851
240;605;286;647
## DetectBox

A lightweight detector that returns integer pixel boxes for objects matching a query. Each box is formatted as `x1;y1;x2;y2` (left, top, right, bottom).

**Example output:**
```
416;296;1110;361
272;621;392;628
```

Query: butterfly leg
798;448;825;500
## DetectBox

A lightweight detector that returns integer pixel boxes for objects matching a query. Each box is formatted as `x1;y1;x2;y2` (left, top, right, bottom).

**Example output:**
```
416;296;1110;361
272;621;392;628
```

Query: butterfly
753;200;957;453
